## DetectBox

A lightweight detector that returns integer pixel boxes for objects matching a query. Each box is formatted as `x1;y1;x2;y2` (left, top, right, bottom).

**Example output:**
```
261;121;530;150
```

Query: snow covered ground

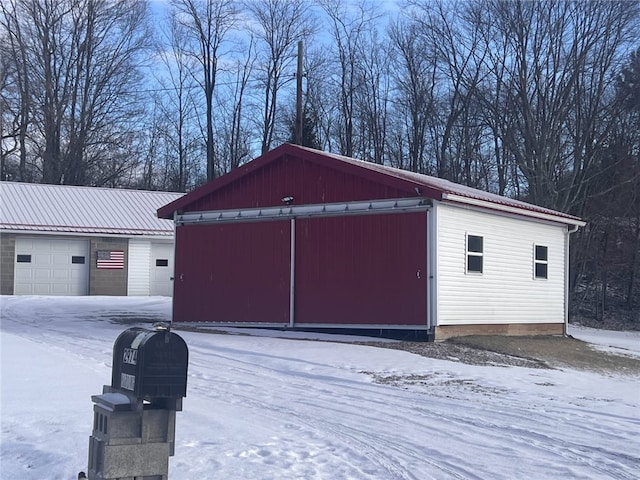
1;296;638;480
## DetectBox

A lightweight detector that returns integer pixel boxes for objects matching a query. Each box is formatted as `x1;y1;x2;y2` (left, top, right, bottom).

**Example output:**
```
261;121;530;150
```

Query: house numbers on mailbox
122;348;137;365
120;373;136;391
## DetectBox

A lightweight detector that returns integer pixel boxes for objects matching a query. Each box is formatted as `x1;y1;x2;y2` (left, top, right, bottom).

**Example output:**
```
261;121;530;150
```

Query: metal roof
1;182;183;236
158;144;584;226
291;146;583;223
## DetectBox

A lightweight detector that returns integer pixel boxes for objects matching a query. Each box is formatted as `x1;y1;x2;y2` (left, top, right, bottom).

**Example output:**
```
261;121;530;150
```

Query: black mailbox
111;326;188;402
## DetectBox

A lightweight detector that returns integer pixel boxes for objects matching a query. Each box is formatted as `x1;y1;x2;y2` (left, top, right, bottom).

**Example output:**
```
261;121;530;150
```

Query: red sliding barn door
295;213;427;326
173;221;290;324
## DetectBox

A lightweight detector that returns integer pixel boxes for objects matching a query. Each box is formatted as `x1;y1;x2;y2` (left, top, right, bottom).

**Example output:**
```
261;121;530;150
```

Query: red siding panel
184;156;412;213
173;222;290;323
295;213;427;326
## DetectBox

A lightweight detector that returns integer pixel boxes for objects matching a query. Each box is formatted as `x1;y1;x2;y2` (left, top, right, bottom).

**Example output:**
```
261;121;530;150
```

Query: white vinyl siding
436;203;565;326
127;239;152;296
14;237;89;295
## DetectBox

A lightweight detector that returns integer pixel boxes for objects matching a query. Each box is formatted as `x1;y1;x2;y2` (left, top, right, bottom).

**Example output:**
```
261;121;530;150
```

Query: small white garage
0;182;182;297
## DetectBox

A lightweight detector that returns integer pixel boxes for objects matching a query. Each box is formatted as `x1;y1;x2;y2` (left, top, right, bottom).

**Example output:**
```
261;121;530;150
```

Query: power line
133;74;300;95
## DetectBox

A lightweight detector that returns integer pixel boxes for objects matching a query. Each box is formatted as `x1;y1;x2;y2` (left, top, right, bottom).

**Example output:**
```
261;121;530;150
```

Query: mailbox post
87;325;188;480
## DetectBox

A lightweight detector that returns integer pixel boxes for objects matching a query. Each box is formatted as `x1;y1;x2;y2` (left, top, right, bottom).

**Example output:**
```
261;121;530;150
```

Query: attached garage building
158;144;585;340
1;182;182;296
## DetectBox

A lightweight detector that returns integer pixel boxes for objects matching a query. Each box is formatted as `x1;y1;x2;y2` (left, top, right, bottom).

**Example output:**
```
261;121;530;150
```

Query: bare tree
1;0;150;186
320;0;378;158
246;0;315;155
135;100;166;190
579;47;640;315
217;36;255;172
468;0;519;196
388;19;437;173
302;47;337;151
410;0;490;185
487;0;639;213
354;27;390;164
0;1;32;182
155;11;202;191
393;0;489;189
0;25;15;179
171;0;239;180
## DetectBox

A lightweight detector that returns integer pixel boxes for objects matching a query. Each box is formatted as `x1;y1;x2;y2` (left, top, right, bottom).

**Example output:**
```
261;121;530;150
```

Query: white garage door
150;242;174;296
14;237;89;295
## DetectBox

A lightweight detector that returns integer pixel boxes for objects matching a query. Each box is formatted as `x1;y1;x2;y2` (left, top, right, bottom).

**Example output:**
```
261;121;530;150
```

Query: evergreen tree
289;106;321;150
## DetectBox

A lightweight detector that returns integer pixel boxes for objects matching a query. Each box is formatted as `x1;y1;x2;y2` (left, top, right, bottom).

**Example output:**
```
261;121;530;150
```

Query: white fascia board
176;197;431;226
441;194;586;228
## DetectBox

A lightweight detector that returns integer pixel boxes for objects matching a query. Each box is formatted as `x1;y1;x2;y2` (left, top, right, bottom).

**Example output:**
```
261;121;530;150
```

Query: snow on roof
0;181;183;236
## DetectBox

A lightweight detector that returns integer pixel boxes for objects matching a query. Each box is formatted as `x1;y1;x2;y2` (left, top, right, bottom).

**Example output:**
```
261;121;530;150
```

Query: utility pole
295;41;303;145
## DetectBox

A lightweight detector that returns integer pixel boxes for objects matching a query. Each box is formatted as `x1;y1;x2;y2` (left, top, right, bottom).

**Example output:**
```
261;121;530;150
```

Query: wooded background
1;0;638;324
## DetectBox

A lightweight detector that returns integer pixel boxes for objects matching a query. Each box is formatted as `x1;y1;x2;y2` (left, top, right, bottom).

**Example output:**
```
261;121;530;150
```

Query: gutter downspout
564;224;580;336
171;211;178;326
426;205;437;338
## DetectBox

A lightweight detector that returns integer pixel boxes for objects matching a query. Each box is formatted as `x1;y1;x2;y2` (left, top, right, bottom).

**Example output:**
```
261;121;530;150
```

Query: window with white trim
534;245;548;279
466;234;483;274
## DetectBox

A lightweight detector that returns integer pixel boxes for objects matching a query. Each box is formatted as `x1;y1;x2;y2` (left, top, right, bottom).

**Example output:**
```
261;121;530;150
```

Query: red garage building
158;144;584;340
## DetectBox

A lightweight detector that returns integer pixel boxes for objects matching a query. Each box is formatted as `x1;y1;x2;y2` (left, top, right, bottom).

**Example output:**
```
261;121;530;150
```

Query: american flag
96;250;125;269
